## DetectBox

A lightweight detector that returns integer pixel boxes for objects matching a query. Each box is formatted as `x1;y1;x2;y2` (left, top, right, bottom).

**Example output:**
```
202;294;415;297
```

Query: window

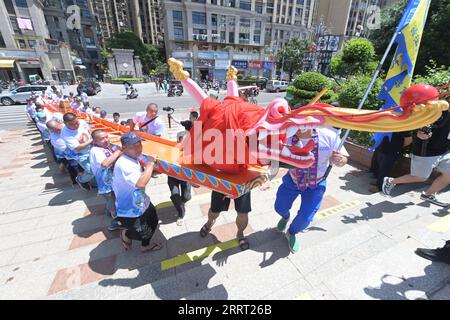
174;28;184;40
5;0;15;14
173;10;183;21
229;31;235;43
28;40;37;48
240;1;251;10
255;21;262;29
226;0;236;8
0;32;6;48
267;3;274;14
88;50;98;59
256;4;263;14
17;39;26;49
15;0;28;8
192;12;207;25
240;18;250;28
16;87;32;93
239;33;250;44
54;17;60;26
211;14;217;26
192;0;206;3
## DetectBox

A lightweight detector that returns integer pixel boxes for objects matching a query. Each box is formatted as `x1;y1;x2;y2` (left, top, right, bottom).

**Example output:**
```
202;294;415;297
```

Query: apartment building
0;0;76;83
162;0;318;80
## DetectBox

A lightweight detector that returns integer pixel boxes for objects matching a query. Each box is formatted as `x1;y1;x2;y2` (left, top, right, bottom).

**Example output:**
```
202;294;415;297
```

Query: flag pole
323;30;400;179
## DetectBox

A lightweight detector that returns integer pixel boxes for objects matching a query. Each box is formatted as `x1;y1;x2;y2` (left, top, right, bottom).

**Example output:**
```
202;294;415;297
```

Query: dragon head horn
168;58;190;81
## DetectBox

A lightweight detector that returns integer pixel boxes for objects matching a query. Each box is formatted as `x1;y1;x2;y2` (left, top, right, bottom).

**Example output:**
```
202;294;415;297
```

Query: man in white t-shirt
274;127;349;253
47;119;79;184
70;97;84;111
90;129;123;231
112;131;162;253
130;103;166;137
61;112;94;190
24;98;36;123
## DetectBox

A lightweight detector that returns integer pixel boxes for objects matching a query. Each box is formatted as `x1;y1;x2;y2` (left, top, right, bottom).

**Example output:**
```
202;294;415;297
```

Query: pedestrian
100;110;107;119
155;79;160;93
90;129;122;231
112;132;163;253
24;98;36;123
382;110;450;207
123;81;131;94
47;119;80;184
93;106;102;117
61;112;95;190
274;127;348;253
112;112;121;124
369;131;412;193
169;110;199;133
416;240;450;265
168;133;192;226
129;103;166;137
163;79;168;93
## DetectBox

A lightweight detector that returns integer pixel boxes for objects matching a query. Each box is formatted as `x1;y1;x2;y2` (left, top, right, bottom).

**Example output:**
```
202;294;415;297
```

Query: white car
266;80;289;93
0;85;50;105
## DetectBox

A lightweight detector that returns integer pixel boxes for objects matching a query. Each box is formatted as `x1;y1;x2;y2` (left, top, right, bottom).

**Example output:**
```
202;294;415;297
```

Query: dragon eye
278;106;286;114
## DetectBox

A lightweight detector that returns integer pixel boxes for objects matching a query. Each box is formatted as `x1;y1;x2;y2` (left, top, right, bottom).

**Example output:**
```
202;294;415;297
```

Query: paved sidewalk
0;125;449;300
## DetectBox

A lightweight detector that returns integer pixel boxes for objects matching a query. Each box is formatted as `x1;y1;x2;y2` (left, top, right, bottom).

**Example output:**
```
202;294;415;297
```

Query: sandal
141;242;163;253
120;230;132;251
238;237;250;251
199;222;212;238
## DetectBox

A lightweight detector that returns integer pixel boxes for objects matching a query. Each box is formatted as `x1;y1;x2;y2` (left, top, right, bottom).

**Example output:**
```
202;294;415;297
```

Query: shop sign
262;61;273;70
215;60;231;69
248;61;263;69
0;50;39;59
172;51;192;58
197;59;214;67
232;60;248;69
179;59;193;68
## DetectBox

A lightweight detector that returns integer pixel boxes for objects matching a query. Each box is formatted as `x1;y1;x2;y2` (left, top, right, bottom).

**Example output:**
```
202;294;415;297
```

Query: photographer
168;109;198;132
129;103;166;137
382;110;450;207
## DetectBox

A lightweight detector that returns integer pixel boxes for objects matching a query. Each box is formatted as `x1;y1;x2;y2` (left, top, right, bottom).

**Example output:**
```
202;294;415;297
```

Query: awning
0;59;15;68
74;65;87;69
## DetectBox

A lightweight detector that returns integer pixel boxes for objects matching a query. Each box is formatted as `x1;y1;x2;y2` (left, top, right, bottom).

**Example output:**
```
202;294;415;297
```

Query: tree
370;0;450;76
106;32;165;74
330;38;378;78
286;72;338;107
277;39;309;81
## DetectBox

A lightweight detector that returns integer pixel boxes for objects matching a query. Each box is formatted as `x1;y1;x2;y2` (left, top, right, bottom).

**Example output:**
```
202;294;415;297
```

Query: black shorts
210;191;251;214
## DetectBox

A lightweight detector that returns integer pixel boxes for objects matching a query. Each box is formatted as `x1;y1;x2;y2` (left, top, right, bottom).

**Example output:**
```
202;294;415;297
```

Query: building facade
90;0;133;46
162;0;318;81
0;0;75;83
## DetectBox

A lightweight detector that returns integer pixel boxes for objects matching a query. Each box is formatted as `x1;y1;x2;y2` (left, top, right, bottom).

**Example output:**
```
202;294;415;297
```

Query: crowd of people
24;88;450;264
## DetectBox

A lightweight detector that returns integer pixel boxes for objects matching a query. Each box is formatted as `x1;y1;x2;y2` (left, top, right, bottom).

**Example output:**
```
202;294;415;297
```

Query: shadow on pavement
364;261;450;300
91;230;228;299
341;200;415;224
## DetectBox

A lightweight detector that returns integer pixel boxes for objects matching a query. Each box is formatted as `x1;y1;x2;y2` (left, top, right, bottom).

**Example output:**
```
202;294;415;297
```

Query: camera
419;125;433;135
163;106;174;112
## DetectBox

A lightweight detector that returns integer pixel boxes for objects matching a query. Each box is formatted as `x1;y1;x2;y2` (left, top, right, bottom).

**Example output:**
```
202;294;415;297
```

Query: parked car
77;80;101;96
266;80;289;93
0;85;49;106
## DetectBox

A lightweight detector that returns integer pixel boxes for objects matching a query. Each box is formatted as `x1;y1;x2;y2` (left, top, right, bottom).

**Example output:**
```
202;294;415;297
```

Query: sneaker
277;218;289;233
286;232;300;253
382;177;396;195
415;247;450;265
75;176;91;191
107;220;121;231
420;192;449;208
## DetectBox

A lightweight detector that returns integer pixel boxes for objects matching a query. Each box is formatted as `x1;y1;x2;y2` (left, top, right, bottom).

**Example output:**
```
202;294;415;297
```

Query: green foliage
338;75;383;110
413;61;450;87
331;38;378;78
348;131;375;147
288;72;338;106
277;38;309;81
370;0;450;76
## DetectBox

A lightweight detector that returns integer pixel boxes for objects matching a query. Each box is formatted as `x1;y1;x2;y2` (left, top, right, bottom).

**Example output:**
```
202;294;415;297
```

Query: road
0;83;287;130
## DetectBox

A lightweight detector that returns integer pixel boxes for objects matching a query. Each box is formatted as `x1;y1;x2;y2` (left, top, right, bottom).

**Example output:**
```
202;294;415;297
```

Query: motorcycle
126;87;138;99
167;87;182;97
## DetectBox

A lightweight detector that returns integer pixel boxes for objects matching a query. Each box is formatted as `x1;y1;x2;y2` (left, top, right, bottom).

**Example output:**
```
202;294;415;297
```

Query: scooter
167;87;182;97
126;87;138;99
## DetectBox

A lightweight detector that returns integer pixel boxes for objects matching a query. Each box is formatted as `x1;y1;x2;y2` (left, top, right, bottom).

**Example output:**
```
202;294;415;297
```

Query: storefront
0;50;42;83
214;60;230;81
248;60;263;77
231;60;248;76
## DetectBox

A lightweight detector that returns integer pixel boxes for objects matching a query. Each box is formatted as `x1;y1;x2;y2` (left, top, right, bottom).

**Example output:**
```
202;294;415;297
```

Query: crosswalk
0;105;29;129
